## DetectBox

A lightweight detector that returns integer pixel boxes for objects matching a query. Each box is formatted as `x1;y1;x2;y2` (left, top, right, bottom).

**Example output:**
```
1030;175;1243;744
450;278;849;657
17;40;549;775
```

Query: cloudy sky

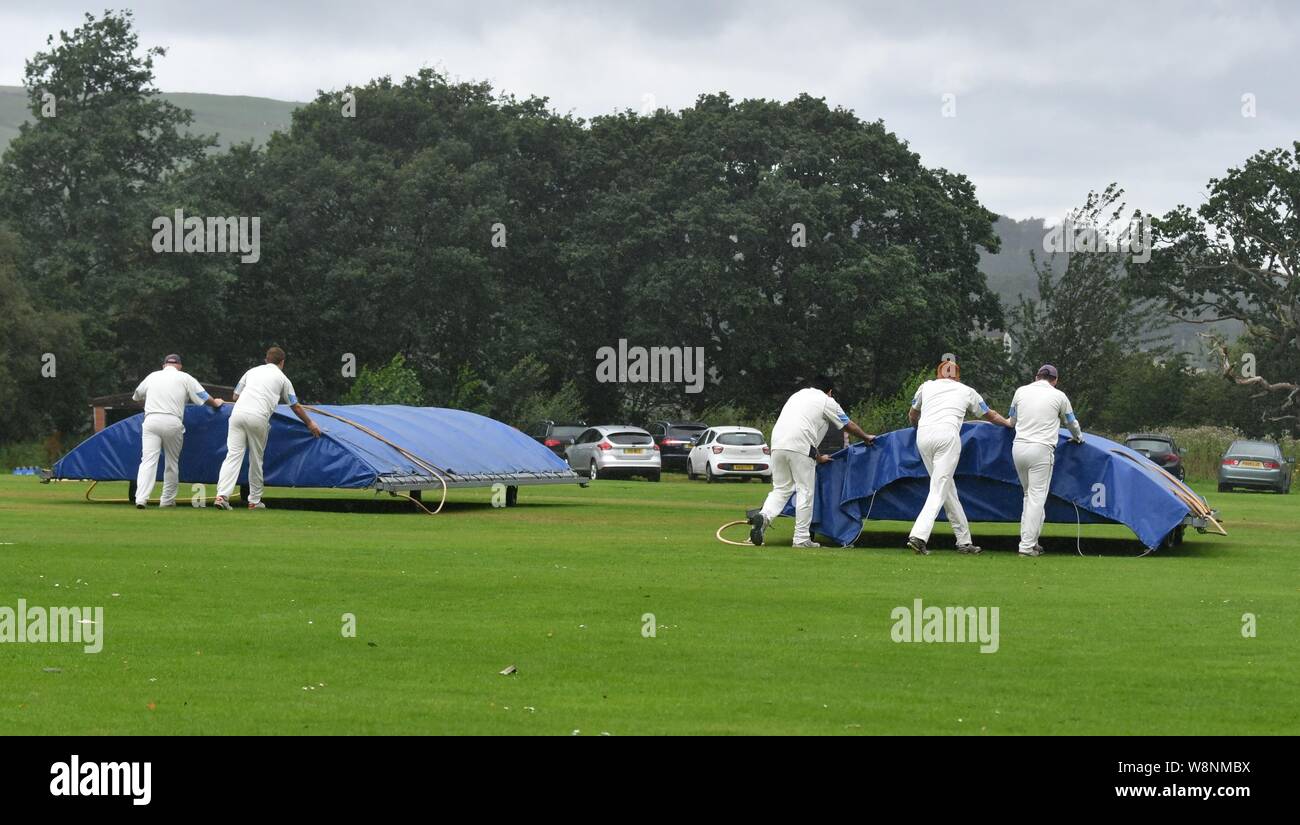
2;1;1297;220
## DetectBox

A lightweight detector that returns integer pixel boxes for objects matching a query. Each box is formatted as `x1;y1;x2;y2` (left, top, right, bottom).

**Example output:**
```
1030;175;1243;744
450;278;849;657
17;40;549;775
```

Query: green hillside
0;85;301;152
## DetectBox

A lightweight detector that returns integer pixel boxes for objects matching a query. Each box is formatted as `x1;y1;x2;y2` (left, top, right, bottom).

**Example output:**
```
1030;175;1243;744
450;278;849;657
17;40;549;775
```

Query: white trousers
759;449;817;544
135;414;184;506
909;426;972;545
217;412;270;503
1013;441;1056;553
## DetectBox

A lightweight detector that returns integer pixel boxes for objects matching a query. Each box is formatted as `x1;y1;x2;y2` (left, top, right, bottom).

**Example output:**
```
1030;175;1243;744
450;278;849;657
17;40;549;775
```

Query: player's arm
282;379;321;437
974;395;1013;429
290;404;322;437
1061;397;1084;443
1006;392;1019;428
907;387;922;426
825;401;875;451
843;420;876;445
982;408;1013;428
191;377;223;408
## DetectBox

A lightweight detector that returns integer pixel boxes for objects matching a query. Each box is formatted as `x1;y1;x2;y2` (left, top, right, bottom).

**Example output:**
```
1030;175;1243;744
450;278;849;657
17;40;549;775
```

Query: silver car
565;425;662;482
1218;439;1294;493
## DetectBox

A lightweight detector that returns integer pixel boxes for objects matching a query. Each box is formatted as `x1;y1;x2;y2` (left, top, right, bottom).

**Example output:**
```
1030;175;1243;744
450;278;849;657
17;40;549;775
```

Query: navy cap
163;354;182;365
1037;364;1058;379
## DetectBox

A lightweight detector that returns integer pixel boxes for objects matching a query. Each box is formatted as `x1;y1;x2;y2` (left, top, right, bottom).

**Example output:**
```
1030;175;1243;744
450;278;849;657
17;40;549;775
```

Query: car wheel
648;472;661;482
1217;483;1230;493
686;458;696;480
705;464;715;484
589;461;599;481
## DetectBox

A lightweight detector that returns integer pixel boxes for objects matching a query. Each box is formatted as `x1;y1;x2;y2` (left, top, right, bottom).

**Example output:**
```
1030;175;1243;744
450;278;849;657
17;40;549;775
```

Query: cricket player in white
747;376;876;548
1007;364;1084;557
906;358;1013;555
132;354;225;508
214;347;321;510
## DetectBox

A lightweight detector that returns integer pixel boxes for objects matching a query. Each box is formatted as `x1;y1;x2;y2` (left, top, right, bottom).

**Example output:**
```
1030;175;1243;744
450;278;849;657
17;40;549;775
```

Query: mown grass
0;473;1295;734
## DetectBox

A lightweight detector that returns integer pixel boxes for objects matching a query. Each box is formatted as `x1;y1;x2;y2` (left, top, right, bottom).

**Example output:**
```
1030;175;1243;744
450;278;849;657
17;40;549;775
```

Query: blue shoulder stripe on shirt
1065;412;1077;423
288;394;299;405
978;402;990;414
196;391;210;401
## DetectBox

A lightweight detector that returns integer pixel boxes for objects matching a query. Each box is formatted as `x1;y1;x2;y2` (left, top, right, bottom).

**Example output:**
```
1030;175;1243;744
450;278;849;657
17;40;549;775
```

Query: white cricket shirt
232;363;299;421
132;366;210;419
770;388;851;454
911;379;988;432
1009;379;1081;447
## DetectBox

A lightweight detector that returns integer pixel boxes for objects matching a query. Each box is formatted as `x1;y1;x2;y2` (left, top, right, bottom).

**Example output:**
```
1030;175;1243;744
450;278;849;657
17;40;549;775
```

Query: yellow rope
302;405;449;515
84;480;160;504
716;520;755;546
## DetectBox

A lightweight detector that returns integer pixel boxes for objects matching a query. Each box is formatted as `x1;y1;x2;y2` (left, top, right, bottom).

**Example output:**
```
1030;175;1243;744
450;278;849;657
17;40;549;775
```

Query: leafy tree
560;93;1004;419
486;354;583;428
851;367;932;436
1010;186;1166;420
1135;143;1300;430
340;354;425;405
0;10;213;413
0;227;86;443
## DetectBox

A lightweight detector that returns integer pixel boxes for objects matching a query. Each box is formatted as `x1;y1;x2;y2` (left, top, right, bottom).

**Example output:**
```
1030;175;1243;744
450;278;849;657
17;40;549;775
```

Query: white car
686;426;772;482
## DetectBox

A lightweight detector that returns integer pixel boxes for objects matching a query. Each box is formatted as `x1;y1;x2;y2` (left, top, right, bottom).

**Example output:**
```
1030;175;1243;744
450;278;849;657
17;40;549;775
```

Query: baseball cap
163;354;182;365
1036;364;1059;379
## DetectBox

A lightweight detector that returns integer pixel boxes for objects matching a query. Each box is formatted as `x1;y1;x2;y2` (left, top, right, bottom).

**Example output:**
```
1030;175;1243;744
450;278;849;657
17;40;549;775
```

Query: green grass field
0;472;1295;735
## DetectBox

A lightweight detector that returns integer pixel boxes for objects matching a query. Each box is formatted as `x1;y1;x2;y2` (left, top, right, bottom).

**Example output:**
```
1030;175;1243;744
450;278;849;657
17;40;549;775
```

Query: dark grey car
1218;439;1293;493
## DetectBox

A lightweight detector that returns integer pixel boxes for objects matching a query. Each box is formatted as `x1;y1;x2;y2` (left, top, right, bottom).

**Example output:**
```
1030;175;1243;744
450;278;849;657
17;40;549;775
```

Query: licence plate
1241;460;1264;468
625;448;645;455
733;464;755;471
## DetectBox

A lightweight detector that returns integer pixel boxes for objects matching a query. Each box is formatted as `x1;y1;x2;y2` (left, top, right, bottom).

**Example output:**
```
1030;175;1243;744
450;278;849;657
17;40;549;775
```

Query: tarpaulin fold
781;423;1193;549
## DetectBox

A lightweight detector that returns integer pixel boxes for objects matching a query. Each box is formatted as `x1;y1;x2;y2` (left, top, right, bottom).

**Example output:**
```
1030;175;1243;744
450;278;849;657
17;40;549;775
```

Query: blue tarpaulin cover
53;404;574;488
782;423;1194;549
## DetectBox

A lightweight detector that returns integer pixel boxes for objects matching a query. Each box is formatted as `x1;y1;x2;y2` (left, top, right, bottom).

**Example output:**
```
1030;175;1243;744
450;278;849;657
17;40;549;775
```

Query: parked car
565;425;661;481
1218;439;1294;493
686;426;771;482
528;420;588;458
1125;433;1186;481
646;420;708;470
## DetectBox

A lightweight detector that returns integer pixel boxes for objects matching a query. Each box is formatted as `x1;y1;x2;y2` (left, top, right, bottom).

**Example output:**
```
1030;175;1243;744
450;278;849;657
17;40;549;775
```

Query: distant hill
979;214;1240;357
0;85;301;152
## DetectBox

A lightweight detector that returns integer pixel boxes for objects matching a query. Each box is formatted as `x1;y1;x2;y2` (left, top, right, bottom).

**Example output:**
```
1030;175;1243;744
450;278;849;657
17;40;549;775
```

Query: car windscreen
608;432;653;445
1128;439;1172;453
717;432;764;446
550;426;585;439
666;426;706;438
1231;441;1277;458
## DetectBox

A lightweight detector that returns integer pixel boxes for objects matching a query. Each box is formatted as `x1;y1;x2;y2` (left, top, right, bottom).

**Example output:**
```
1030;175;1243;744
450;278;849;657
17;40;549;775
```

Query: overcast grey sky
2;1;1297;220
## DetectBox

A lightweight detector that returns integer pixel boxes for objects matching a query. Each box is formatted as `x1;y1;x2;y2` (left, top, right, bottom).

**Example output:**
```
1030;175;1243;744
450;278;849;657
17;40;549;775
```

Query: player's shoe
248;501;266;510
907;536;930;555
213;496;233;511
956;543;982;554
135;503;145;510
747;509;767;546
1018;545;1044;557
793;540;821;548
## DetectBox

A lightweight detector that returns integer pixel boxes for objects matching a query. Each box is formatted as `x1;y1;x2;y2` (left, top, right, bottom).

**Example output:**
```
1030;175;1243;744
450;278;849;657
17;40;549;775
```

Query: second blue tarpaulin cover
782;423;1192;549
